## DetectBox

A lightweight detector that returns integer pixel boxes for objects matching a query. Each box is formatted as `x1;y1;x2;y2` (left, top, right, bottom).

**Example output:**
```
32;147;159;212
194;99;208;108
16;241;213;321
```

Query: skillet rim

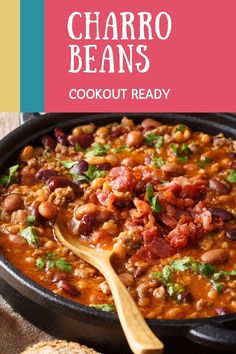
0;112;236;330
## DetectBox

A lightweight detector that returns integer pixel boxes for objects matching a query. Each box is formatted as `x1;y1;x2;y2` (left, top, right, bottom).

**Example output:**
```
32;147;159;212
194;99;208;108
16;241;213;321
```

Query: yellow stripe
0;0;20;111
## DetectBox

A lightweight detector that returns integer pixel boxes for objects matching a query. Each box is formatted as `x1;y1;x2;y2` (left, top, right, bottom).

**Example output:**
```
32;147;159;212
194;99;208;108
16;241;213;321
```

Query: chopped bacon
137;237;176;262
109;167;136;192
181;184;205;199
165;223;190;248
142;226;158;244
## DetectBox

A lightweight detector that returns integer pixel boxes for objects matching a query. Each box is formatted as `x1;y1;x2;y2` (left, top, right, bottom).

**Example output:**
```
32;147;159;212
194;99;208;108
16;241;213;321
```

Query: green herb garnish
57;159;77;169
0;164;19;187
145;183;162;213
36;253;73;273
20;226;39;247
90;304;116;313
198;157;213;169
152;156;165;168
111;145;130;153
152;256;236;296
36;258;45;270
26;215;36;225
75;143;85;152
175;124;186;132
227;169;236;183
54;259;73;273
144;134;164;148
169;143;190;163
72;165;106;184
85;143;110;157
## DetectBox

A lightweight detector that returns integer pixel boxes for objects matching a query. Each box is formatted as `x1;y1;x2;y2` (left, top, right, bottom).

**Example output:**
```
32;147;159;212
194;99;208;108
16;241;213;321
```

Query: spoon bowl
54;222;164;354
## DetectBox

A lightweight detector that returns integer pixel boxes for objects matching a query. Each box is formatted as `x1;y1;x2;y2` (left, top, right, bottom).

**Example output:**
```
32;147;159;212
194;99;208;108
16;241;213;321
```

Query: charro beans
1;117;236;321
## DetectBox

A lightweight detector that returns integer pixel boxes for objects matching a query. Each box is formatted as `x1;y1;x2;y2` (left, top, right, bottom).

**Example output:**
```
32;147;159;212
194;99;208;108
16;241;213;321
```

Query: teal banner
20;0;44;112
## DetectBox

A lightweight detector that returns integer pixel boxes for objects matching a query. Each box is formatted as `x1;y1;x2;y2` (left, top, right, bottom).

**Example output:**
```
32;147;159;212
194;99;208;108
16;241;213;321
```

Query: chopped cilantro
111;145;130;153
20;226;39;247
152;156;165;168
162;265;173;282
0;164;19;187
55;259;73;273
227;169;236;183
75;143;85;152
36;253;73;273
72;165;106;184
167;283;185;297
90;304;116;313
27;215;36;225
85;143;110;157
36;258;45;270
144;134;164;148
57;159;77;169
175;124;186;132
198;157;213;169
145;184;162;213
198;263;215;277
169;143;190;163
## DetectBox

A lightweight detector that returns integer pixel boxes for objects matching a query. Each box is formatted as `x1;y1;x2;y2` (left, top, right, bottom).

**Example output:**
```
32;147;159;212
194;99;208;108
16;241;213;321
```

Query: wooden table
0;113;19;139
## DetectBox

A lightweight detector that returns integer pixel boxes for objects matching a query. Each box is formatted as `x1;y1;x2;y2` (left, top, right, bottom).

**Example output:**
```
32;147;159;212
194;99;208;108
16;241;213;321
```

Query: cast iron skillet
0;113;236;353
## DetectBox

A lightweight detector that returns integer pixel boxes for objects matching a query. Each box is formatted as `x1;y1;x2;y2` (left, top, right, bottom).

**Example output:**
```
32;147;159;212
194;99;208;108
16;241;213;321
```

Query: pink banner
45;0;236;112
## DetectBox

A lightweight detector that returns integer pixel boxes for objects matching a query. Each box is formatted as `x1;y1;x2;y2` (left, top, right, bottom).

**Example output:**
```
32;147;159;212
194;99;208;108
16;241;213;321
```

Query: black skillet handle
187;323;236;351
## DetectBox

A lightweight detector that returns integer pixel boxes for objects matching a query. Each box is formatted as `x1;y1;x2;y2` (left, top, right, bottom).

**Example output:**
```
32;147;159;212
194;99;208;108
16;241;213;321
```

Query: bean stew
0;117;236;320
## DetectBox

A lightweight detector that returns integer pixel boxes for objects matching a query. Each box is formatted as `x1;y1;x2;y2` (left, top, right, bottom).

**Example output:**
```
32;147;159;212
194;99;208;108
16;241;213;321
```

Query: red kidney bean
95;162;111;170
209;178;231;195
35;169;58;181
70;160;89;175
52;272;68;283
209;207;234;222
47;176;80;193
142;126;156;133
228;153;236;159
216;307;231;316
226;228;236;241
54;128;69;146
110;127;125;138
41;135;57;151
177;291;193;303
78;214;95;236
68;133;93;149
57;280;81;296
133;268;147;278
231;161;236;169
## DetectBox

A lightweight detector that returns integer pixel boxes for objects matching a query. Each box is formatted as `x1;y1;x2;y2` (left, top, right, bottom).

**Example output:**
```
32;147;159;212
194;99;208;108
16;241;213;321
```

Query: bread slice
20;340;101;354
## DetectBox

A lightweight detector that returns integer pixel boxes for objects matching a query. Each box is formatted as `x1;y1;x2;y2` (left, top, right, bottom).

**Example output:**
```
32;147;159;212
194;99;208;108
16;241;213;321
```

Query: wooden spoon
54;222;164;354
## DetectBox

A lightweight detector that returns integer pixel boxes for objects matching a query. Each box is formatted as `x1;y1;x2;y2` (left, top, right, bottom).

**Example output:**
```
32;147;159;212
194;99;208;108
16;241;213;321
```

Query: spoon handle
98;258;164;354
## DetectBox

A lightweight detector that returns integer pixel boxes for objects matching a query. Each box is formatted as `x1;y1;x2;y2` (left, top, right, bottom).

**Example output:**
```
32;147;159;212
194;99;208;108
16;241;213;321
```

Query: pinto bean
4;194;23;212
126;131;143;147
19;146;34;162
41;135;57;151
161;163;185;176
209;207;234;222
141;118;160;129
119;273;135;287
75;203;98;219
121;158;136;167
201;249;229;264
57;280;81;296
35;169;58;181
38;201;57;220
209;178;231;195
164;307;185;319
